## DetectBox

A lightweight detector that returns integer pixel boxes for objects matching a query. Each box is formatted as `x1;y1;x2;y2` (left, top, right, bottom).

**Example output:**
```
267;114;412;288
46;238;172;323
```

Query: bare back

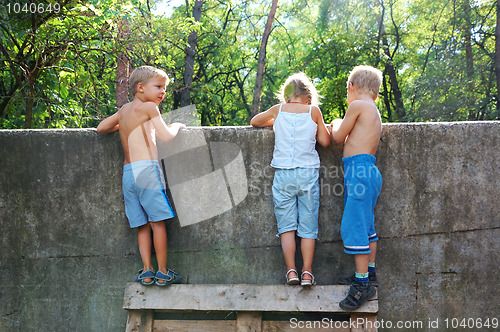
343;100;382;158
117;100;159;164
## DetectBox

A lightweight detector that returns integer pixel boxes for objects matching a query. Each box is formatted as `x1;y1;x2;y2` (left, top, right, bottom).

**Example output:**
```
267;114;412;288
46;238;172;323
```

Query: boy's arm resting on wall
330;103;361;144
250;105;279;127
146;103;186;142
312;106;331;147
97;111;120;134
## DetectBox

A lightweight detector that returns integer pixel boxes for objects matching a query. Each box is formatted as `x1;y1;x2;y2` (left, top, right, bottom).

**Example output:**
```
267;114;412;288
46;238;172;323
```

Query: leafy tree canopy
0;0;497;128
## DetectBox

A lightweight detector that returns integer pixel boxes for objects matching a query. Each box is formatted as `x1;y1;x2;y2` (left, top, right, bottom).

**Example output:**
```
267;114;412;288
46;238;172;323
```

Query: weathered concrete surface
0;122;499;331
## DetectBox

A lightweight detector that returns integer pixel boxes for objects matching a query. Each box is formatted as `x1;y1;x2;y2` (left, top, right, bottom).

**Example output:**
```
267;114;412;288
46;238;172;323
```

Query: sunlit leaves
0;0;496;128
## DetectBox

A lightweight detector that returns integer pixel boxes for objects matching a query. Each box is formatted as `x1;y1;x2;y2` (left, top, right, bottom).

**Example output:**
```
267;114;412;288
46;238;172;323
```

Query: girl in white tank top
250;72;331;286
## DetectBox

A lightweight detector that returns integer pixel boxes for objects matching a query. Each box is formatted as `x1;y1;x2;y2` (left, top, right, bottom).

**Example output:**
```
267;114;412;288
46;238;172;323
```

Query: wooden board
152;320;236;332
123;284;378;314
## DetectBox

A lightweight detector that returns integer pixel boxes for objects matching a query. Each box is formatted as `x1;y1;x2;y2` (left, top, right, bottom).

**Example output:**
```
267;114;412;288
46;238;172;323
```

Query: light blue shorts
122;160;175;228
272;168;319;239
341;154;382;254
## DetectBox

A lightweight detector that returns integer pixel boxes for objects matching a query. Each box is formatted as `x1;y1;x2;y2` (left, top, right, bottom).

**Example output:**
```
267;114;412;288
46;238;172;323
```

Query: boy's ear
137;82;144;93
348;82;354;93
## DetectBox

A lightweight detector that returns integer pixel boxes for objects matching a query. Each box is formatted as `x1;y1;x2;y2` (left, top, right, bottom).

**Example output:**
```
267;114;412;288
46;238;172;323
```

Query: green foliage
0;0;497;128
0;0;121;128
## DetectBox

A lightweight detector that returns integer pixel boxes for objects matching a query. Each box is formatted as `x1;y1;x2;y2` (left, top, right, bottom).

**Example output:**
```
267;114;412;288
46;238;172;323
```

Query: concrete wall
0;122;499;331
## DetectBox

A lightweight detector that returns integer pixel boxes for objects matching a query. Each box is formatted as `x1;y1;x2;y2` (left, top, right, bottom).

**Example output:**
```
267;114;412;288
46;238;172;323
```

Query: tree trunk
382;74;392;121
180;0;203;108
462;0;476;120
378;3;405;120
24;80;35;129
384;56;405;120
234;72;251;114
495;0;500;119
116;18;131;108
250;0;279;118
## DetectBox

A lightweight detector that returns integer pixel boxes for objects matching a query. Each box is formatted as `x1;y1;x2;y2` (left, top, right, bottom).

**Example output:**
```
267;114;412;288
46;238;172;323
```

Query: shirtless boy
330;65;383;310
97;66;185;286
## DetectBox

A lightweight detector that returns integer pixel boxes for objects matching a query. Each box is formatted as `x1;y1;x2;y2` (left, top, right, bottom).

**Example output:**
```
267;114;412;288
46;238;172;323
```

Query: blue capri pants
272;168;319;239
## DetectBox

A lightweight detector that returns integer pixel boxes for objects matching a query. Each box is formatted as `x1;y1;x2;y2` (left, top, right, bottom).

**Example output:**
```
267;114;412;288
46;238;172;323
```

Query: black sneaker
339;281;377;311
338;271;378;286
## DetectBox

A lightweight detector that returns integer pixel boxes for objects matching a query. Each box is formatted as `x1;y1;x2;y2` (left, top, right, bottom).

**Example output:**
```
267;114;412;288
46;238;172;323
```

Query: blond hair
278;72;320;106
128;66;169;97
347;65;383;99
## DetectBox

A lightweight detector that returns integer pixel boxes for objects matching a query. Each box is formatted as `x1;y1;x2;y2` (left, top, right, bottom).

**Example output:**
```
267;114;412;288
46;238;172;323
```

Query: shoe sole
339;286;377;311
138;280;155;286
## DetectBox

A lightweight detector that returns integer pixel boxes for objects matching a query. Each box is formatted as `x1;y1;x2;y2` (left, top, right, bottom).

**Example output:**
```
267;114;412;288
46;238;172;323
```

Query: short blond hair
347;65;383;99
278;72;320;106
128;66;169;97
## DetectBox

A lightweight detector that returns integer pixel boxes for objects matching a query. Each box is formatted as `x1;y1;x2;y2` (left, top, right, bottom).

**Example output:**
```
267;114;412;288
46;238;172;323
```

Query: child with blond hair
98;66;185;286
251;72;330;286
330;65;383;310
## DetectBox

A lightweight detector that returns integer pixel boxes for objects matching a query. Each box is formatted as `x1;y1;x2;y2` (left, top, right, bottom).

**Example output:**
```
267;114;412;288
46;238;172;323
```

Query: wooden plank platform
123;283;378;332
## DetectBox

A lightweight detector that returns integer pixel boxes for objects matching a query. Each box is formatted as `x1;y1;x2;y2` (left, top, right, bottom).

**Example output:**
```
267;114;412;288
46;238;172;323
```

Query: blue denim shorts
341;154;382;254
122;160;175;228
272;168;319;239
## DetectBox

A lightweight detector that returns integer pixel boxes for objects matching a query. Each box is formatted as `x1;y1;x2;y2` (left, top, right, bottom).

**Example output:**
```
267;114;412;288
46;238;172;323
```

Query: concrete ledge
123;283;378;313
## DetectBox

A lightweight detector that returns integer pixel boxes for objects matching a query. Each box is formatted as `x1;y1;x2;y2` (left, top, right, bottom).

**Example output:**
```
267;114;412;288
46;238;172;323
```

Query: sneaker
339;281;376;311
338;270;378;286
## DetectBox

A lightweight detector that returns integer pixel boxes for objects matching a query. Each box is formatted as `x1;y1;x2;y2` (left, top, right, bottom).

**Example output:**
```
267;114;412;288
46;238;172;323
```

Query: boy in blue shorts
330;65;383;310
97;66;185;286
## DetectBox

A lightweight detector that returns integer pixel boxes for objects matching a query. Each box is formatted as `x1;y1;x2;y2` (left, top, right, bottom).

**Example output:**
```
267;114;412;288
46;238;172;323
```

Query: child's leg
300;238;315;280
340;252;376;311
295;168;319;281
354;253;369;275
150;220;168;282
368;241;377;265
367;241;377;282
138;223;154;283
281;231;297;278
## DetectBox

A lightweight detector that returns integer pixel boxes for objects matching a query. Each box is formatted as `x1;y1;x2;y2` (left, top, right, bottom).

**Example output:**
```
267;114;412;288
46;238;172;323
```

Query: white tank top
270;104;320;169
